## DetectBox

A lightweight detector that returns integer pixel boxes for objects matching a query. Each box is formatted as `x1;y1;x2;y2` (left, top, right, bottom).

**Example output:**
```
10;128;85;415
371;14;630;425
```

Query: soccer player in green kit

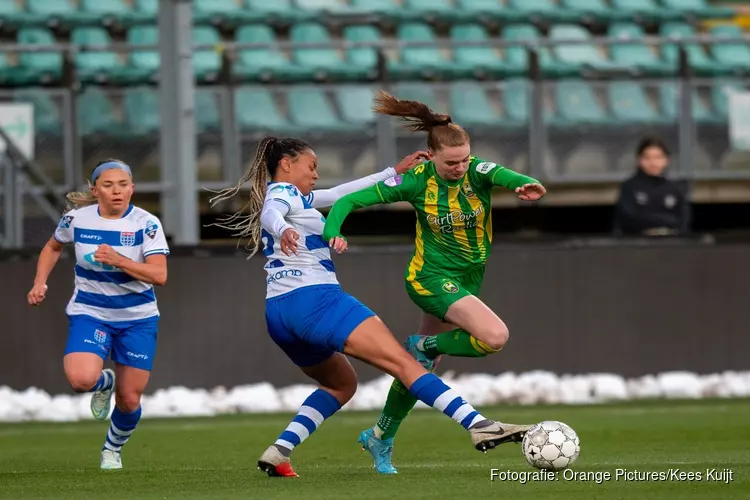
322;91;547;474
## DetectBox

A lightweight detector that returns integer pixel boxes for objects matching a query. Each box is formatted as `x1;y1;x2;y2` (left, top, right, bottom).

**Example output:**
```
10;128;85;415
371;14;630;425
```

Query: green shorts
405;266;485;321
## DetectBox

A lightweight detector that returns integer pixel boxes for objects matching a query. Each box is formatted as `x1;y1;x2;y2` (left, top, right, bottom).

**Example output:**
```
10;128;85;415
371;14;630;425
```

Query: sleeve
305;167;397;209
260;198;294;237
53;212;75;244
471;159;541;191
142;216;170;257
322;172;420;241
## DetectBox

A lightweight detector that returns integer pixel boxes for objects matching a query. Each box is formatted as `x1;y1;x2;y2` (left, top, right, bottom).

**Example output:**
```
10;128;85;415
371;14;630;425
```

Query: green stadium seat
77;88;121;136
123;88;160;136
608;0;678;22
402;0;460;22
17;28;63;84
334;86;376;126
549;25;614;75
661;0;735;20
451;24;508;78
296;0;366;15
243;0;311;23
0;1;36;28
709;25;750;73
553;80;610;126
560;0;625;22
392;23;463;79
193;26;222;82
449;82;502;127
235;25;312;82
193;0;258;25
608;82;662;125
80;0;135;26
195;90;221;133
26;0;98;26
392;83;441;112
72;28;124;83
291;23;367;81
609;23;671;76
503;24;556;76
659;82;713;123
14;90;61;135
236;88;293;133
501;78;530;123
343;25;381;79
660;22;725;76
0;52;9;85
455;0;524;23
134;0;157;16
711;80;745;120
128;26;159;80
288;88;350;132
350;0;402;19
506;0;578;23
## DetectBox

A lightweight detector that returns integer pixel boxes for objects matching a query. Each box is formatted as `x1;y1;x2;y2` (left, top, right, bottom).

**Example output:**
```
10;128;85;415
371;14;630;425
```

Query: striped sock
89;370;113;393
407;373;486;430
103;406;142;453
274;389;341;455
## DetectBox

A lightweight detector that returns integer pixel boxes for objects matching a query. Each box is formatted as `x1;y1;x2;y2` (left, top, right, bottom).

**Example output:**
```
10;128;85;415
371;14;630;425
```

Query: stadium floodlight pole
158;0;199;246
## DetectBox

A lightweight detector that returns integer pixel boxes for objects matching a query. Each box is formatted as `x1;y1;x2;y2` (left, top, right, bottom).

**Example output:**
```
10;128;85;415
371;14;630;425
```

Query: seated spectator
614;137;691;236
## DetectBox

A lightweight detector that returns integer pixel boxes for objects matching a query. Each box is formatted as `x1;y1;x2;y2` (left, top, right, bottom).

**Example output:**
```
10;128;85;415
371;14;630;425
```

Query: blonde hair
207;136;311;257
373;90;469;150
65;182;97;212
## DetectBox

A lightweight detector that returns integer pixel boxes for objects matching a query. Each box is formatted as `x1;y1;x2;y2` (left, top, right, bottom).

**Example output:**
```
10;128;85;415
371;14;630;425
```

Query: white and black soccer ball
522;421;580;471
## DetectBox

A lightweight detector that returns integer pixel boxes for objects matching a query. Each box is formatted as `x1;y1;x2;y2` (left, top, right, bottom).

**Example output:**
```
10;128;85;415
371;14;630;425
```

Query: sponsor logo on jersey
270;184;299;197
384;175;403;188
127;351;149;360
120;231;136;246
476;162;497;175
426;206;484;234
79;232;103;242
145;220;159;239
266;269;304;284
84;252;117;271
58;215;74;229
442;281;459;293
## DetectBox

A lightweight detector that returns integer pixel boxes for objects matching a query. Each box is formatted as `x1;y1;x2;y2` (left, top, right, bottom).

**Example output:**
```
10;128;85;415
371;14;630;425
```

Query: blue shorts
265;285;375;367
65;314;159;371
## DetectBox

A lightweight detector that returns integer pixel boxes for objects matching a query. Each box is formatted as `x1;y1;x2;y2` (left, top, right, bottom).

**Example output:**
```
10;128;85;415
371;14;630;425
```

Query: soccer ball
521;421;580;471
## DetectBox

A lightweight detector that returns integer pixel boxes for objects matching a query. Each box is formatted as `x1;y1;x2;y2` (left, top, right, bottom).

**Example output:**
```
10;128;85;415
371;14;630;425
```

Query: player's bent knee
67;372;101;393
115;392;143;413
326;378;357;405
478;325;509;352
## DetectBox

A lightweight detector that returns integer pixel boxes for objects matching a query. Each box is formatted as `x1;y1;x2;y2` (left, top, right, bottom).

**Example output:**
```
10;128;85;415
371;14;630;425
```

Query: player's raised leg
63;316;116;421
344;316;528;453
258;353;356;477
100;318;157;470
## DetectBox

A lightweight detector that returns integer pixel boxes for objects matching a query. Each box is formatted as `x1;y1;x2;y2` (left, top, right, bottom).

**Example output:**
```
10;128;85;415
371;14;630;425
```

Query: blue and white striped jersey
53;204;170;322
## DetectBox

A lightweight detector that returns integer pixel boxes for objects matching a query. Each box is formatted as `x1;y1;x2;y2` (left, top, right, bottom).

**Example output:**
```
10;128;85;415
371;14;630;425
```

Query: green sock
421;329;498;358
374;379;418;440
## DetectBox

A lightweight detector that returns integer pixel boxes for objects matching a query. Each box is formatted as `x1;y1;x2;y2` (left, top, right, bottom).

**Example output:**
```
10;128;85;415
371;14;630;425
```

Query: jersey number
261;229;274;257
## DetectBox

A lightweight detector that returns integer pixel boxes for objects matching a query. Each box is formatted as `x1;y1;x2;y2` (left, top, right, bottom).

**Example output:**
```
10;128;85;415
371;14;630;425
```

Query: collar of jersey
431;164;466;188
97;204;134;219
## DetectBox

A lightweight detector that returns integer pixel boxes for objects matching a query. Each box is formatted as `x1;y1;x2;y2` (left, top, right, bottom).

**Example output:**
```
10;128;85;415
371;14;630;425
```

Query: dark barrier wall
1;242;748;393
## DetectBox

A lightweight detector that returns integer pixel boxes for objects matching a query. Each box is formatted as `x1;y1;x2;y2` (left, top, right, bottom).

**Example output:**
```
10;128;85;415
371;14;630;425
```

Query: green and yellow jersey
323;157;540;278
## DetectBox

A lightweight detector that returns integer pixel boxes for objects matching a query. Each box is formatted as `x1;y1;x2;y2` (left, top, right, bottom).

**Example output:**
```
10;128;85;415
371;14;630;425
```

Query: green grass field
1;399;748;500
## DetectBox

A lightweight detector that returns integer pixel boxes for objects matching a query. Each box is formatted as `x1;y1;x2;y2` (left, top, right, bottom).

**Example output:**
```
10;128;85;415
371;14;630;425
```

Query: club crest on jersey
476;162;497;175
94;329;107;344
120;231;136;247
442;281;459;293
384;175;403;188
145;220;159;239
58;215;74;229
461;181;476;198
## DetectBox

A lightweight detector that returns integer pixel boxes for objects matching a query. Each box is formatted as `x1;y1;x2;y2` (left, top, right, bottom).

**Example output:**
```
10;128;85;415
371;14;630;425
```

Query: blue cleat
404;335;437;371
358;428;398;475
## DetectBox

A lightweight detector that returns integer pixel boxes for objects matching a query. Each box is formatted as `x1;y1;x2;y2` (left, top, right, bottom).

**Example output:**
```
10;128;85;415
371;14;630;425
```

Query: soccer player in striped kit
323;92;547;474
27;159;169;470
210;137;530;478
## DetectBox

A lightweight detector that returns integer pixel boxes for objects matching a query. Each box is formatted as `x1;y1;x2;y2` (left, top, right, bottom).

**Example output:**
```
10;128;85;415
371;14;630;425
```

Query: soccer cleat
470;421;531;453
257;446;298;478
100;449;122;470
358;428;397;475
405;335;436;371
91;368;115;421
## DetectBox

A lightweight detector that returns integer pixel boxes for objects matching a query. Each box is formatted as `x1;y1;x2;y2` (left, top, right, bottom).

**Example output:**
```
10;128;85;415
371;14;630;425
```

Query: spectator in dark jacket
614;138;691;236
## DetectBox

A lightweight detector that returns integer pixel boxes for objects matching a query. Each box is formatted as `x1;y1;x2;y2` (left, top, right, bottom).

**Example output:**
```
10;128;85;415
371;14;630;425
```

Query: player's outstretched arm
307;150;429;209
28;237;64;306
322;186;384;242
481;162;547;201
